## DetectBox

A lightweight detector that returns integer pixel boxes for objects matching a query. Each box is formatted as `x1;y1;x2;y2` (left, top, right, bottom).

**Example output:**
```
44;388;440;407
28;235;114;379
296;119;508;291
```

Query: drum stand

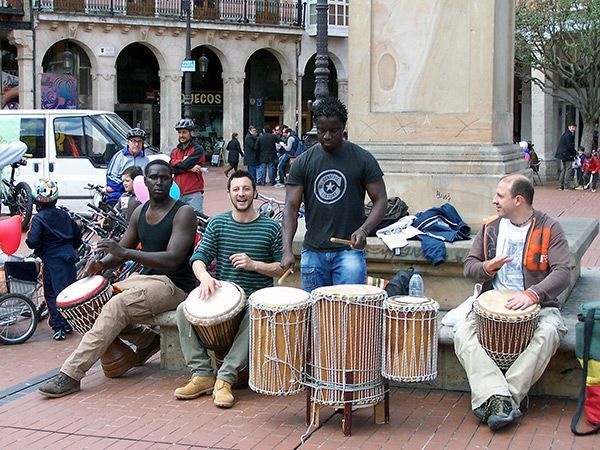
305;372;389;436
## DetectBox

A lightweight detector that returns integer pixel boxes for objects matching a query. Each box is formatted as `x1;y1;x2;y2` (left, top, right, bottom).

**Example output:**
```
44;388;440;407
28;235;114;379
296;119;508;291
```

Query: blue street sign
181;60;196;72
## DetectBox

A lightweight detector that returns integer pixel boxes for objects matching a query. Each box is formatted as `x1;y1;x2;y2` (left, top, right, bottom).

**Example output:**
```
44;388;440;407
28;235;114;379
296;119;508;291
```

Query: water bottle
409;271;424;297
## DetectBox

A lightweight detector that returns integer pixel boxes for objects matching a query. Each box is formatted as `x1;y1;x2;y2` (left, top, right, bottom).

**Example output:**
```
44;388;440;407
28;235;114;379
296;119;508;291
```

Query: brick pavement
1;168;599;448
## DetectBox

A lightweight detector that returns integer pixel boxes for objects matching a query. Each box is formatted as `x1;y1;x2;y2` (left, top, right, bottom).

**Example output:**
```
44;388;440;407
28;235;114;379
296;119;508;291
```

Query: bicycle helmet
126;128;147;140
33;179;59;204
175;118;196;131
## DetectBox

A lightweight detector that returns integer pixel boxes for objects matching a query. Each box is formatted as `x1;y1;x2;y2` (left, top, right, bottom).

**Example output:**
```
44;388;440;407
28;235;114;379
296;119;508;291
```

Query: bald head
500;174;534;205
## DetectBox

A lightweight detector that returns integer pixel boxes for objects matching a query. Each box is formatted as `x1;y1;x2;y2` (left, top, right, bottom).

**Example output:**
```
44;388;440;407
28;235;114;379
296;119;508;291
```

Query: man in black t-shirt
281;97;388;291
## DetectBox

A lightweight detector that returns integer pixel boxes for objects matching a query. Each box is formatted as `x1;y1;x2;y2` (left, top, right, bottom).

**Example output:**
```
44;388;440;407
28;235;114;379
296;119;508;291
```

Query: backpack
291;131;305;156
385;268;414;297
364;197;410;237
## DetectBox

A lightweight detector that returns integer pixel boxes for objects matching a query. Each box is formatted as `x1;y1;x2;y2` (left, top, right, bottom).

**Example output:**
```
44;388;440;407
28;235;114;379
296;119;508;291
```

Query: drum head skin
249;286;310;310
184;281;246;325
475;289;539;317
56;276;108;308
311;284;386;299
385;295;439;311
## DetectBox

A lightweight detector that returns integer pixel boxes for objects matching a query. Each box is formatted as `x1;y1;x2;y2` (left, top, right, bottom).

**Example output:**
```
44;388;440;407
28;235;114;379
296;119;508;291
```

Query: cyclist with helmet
26;180;82;340
169;118;206;214
105;127;150;205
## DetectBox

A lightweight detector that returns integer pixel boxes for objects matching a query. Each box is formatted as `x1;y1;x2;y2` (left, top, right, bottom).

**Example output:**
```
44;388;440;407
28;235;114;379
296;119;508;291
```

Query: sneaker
38;372;80;398
134;333;160;366
274;183;285;188
53;329;66;341
63;324;73;334
174;375;215;400
593;189;597;193
487;395;522;431
558;186;564;190
575;186;584;190
213;379;234;408
38;303;48;319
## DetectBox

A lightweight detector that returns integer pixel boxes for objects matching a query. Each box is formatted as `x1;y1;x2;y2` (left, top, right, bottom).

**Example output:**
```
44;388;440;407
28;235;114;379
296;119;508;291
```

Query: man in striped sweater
174;170;285;408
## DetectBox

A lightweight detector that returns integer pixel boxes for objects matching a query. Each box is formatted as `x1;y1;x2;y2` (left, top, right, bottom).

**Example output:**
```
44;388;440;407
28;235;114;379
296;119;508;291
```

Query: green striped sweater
190;212;283;296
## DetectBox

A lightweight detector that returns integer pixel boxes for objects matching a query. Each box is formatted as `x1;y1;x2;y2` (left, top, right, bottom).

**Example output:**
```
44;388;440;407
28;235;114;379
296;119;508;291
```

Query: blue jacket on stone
412;203;470;266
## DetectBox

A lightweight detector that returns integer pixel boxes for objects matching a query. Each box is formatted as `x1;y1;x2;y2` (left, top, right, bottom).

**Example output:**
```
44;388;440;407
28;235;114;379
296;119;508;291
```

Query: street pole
304;0;330;148
183;0;192;119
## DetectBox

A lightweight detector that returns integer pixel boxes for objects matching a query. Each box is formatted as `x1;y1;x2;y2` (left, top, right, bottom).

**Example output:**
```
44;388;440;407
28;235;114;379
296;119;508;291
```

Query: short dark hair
144;159;173;177
123;165;143;179
569;122;577;127
504;174;534;205
227;169;256;191
231;132;238;139
264;125;272;133
313;97;348;125
248;125;256;132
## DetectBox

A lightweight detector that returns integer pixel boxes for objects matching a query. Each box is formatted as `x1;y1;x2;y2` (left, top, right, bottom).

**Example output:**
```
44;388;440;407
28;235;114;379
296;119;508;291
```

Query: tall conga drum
183;281;246;357
474;289;540;371
382;296;439;383
56;276;136;378
309;284;387;407
249;286;311;396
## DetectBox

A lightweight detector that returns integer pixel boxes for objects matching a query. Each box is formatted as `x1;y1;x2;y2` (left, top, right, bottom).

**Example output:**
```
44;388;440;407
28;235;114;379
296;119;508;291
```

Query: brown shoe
213;379;234;408
174;375;215;400
134;334;160;366
38;372;80;398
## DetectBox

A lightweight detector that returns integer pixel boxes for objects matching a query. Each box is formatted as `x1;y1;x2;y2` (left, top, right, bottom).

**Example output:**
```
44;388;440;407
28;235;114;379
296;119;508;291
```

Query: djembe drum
474;289;540;371
382;296;439;383
183;281;246;362
308;284;387;407
249;286;311;396
56;276;136;378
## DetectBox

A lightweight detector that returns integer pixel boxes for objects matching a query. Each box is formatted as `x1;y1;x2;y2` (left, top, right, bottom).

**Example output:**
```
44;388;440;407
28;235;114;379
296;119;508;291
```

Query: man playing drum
174;170;285;408
281;97;387;291
454;174;570;431
38;160;198;398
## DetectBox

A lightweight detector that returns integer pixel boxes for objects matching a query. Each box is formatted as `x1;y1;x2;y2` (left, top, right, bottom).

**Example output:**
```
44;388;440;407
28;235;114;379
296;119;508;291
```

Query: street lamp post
182;0;193;119
304;0;330;148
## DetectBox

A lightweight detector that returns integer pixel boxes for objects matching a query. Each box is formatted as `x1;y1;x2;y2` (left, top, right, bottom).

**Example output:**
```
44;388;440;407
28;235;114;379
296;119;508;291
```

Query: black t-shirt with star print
287;140;384;251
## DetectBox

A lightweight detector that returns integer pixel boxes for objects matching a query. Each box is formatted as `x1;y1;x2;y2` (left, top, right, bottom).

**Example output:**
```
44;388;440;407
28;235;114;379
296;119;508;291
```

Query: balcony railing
37;0;303;26
0;0;25;15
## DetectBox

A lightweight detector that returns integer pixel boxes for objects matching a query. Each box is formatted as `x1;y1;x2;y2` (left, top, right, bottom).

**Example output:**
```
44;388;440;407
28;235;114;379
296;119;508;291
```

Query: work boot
38;372;80;398
213;379;234;408
134;334;160;366
174;375;215;400
487;395;522;431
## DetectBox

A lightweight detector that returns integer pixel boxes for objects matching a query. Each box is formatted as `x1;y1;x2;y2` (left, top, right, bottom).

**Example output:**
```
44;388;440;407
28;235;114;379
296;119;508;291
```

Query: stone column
91;66;116;112
337;78;348;107
222;71;245;157
348;0;527;229
281;72;296;128
296;74;303;133
531;69;557;181
519;79;532;142
159;69;183;152
8;30;34;109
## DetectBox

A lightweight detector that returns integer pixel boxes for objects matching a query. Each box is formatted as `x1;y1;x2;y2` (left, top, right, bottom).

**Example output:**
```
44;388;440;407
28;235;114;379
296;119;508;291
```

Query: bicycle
256;192;305;222
0;156;33;230
0;259;44;344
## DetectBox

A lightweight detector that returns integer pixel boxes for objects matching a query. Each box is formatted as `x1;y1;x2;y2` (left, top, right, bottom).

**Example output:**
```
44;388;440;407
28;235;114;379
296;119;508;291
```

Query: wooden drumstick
278;267;293;285
330;237;353;246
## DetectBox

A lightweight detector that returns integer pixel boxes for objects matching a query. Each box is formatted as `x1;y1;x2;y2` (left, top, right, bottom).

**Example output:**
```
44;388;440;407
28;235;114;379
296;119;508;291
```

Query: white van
0;110;164;211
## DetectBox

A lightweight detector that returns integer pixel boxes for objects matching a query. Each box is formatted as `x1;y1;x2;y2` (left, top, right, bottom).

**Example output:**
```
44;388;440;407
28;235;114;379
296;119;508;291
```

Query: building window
308;0;348;36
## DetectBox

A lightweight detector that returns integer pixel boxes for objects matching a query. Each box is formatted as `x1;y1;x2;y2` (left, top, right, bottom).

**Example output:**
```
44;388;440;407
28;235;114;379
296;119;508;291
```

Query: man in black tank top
39;160;198;398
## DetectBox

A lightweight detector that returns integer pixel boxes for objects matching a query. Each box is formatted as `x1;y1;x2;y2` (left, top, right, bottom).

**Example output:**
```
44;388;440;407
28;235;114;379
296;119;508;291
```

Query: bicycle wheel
0;293;38;344
8;182;33;230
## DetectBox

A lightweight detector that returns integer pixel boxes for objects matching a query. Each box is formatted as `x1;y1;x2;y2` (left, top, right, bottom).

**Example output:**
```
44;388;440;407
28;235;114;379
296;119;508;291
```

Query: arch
239;46;292;77
41;40;93;109
244;48;284;133
114;40;167;72
115;43;161;144
327;51;347;80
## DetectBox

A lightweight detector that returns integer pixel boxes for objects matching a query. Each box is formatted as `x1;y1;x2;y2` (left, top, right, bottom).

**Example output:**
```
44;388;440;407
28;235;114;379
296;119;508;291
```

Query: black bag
365;197;409;236
385;268;414;297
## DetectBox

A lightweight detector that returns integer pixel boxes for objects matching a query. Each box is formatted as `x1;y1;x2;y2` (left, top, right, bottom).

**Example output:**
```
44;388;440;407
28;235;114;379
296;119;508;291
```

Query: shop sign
180;92;223;105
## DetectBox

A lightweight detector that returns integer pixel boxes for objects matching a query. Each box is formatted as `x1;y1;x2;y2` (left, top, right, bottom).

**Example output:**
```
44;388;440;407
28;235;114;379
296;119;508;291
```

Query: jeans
256;163;267;185
268;161;277;185
247;165;257;183
300;248;367;292
180;191;204;215
277;153;291;184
